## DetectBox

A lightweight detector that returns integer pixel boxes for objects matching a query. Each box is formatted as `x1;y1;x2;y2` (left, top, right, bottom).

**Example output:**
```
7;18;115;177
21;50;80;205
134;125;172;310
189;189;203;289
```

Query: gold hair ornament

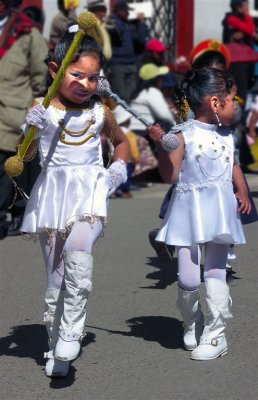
234;95;244;106
176;98;190;122
4;11;101;177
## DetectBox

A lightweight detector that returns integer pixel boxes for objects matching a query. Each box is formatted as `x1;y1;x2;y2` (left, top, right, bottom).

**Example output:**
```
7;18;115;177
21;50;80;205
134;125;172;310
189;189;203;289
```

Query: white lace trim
22;213;107;242
176;179;233;194
107;159;127;194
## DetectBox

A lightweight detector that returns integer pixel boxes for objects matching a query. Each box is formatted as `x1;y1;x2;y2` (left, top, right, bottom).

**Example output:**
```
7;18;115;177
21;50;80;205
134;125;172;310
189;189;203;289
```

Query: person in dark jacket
106;1;149;102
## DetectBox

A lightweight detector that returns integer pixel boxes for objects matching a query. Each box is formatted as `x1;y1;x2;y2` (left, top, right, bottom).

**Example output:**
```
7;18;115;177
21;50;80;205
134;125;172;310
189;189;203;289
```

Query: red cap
146;38;166;53
190;39;231;69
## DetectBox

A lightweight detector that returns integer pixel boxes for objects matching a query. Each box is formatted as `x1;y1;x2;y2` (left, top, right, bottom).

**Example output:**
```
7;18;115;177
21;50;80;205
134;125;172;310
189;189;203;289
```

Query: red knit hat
146;38;166;53
190;39;231;69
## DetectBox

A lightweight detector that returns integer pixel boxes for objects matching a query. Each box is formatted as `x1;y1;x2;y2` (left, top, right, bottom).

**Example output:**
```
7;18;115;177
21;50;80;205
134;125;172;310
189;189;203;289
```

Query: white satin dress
156;120;246;246
21;98;110;234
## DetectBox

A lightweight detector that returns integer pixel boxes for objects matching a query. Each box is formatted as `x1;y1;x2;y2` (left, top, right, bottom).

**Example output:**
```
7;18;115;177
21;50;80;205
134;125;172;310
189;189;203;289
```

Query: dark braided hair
173;67;235;118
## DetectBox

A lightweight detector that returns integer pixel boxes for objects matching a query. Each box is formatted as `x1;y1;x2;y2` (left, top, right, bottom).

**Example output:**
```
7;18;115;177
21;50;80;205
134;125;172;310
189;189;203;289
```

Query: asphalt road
1;176;258;400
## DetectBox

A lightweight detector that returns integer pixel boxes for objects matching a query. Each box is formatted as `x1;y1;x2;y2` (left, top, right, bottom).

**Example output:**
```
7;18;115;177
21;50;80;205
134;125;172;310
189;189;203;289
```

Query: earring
215;113;222;126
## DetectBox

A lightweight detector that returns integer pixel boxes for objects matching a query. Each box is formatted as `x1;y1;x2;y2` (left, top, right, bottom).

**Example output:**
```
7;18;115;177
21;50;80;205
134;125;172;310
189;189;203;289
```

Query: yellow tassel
4;155;24;177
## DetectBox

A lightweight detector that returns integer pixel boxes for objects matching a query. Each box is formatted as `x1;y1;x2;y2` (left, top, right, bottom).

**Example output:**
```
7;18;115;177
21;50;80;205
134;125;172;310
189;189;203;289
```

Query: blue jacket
106;14;148;64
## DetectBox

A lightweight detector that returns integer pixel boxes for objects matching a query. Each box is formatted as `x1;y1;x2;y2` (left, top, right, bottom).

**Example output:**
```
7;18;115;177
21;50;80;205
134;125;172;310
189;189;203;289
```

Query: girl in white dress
19;26;129;377
147;68;251;361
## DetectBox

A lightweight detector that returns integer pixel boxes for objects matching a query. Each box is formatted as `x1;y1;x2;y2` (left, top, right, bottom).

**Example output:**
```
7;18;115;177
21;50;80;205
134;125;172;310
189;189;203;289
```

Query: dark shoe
0;221;8;240
226;264;237;282
121;191;133;199
7;216;23;237
148;228;174;261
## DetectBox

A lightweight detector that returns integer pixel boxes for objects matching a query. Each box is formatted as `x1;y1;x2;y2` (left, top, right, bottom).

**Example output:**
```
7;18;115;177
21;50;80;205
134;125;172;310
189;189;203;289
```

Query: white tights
177;242;229;291
39;220;104;289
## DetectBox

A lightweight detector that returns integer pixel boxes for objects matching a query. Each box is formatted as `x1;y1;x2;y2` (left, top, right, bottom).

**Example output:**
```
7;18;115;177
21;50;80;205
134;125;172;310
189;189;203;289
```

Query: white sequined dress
156;120;246;246
21;98;110;234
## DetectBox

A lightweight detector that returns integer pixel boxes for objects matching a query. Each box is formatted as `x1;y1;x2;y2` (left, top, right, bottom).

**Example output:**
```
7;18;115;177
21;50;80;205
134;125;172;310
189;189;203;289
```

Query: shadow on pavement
143;257;207;288
142;256;178;289
87;315;184;350
0;324;47;366
0;324;96;387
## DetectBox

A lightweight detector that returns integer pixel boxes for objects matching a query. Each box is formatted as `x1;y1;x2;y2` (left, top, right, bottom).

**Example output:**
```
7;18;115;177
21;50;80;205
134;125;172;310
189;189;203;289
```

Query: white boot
43;288;69;377
44;349;69;377
177;286;204;350
191;278;232;361
55;251;93;361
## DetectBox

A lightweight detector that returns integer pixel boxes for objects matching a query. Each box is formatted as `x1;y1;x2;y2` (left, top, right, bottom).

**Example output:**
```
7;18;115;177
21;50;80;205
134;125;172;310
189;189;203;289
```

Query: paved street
0;176;258;400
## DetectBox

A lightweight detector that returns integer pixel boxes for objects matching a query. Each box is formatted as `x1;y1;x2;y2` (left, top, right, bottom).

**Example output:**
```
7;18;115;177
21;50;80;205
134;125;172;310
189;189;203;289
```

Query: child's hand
147;124;165;144
107;159;127;195
25;104;50;130
235;190;252;214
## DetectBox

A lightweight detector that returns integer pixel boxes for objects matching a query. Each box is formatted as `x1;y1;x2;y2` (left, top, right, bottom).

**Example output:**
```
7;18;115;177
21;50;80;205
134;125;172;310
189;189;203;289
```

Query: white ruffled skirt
156;182;246;246
21;164;110;233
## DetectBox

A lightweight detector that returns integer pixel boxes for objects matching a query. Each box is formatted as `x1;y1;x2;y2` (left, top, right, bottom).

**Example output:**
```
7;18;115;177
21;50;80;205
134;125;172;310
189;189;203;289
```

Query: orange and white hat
190;39;231;69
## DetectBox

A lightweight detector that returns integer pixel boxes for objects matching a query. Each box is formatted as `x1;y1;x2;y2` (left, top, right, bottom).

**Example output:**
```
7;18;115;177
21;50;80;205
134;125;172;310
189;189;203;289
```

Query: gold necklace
58;116;97;145
59;131;97;146
58;117;96;136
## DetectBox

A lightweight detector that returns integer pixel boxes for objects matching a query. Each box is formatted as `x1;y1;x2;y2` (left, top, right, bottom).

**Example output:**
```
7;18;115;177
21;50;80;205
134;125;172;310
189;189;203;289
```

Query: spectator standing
222;0;256;102
106;0;148;102
222;0;255;45
48;0;77;49
0;0;48;239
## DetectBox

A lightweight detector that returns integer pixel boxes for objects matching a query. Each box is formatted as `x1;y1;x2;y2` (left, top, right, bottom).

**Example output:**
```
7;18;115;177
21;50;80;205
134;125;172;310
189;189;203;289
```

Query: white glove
107;159;127;195
25;104;50;130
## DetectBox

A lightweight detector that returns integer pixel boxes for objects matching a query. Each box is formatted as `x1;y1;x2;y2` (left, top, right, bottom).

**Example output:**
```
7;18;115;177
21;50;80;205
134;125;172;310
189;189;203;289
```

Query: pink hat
146;38;166;53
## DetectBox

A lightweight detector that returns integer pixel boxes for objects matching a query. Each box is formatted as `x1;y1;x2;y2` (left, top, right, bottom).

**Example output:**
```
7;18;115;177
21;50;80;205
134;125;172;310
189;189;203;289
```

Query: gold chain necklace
58;116;97;146
58;117;96;136
59;131;97;146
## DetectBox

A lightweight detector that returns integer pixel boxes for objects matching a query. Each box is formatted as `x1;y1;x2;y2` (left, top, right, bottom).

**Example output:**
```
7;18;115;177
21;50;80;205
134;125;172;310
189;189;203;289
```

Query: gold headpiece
78;12;104;48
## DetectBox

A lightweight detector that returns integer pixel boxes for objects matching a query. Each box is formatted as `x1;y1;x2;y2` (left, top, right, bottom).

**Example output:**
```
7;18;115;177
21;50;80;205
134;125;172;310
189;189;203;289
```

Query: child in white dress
19;25;129;377
147;68;251;361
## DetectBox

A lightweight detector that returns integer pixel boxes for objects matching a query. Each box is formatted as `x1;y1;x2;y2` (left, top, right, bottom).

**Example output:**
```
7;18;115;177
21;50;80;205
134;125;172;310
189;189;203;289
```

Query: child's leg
55;220;103;361
39;232;68;377
39;232;65;290
203;242;228;283
176;245;204;350
191;242;232;361
177;245;202;291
